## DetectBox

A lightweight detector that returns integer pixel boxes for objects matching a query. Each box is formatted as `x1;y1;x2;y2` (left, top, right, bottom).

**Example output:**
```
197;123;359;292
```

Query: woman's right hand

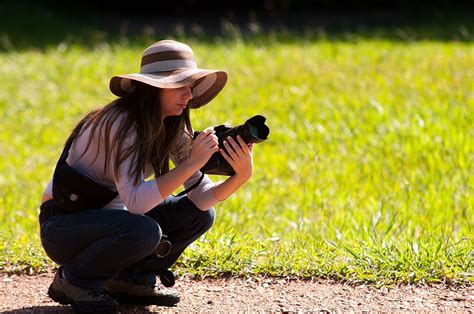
183;127;219;171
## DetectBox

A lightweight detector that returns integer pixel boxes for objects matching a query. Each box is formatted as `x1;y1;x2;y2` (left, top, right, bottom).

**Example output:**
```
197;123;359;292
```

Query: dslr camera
195;115;269;175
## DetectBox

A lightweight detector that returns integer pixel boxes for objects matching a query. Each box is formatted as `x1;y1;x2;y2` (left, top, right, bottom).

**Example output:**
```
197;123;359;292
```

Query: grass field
0;5;473;285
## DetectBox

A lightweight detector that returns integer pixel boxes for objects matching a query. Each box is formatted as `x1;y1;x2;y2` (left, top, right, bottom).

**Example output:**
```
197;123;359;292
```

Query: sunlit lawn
0;12;472;284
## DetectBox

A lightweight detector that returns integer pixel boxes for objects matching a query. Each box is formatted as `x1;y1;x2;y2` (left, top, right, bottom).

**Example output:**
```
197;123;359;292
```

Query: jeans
39;195;215;292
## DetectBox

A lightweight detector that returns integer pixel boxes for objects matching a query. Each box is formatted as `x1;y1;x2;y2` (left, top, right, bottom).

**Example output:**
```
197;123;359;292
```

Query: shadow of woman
2;305;157;313
2;305;73;313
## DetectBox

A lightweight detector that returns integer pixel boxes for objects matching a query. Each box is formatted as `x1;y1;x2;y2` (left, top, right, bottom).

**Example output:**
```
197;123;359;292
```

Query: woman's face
159;84;193;118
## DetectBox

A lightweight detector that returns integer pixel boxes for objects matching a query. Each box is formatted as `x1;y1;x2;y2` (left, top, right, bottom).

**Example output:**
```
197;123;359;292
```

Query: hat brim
110;69;227;109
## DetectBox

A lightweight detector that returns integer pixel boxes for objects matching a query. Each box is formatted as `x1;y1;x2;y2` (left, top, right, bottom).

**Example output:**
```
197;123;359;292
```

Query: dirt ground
0;271;472;313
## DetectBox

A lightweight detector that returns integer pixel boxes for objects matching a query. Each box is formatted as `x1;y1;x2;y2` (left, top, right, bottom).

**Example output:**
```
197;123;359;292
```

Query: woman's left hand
220;135;254;183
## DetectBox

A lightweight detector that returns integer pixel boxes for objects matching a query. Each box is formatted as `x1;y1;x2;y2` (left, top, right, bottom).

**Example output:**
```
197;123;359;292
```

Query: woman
39;39;253;313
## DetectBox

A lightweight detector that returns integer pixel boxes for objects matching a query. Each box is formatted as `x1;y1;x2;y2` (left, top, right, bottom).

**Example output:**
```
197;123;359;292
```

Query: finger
195;131;208;141
228;136;242;149
208;134;219;145
223;140;238;160
236;136;249;155
196;136;216;149
209;145;219;154
248;143;254;153
195;128;214;140
227;137;242;156
210;143;219;151
204;134;218;145
220;148;235;165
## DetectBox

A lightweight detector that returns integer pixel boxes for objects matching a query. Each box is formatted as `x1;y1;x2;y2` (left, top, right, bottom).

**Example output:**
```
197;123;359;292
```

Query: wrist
232;172;251;185
180;158;200;174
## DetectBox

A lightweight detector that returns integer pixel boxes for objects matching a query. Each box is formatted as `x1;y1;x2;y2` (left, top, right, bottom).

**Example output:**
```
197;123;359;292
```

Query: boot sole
48;285;119;313
107;292;180;307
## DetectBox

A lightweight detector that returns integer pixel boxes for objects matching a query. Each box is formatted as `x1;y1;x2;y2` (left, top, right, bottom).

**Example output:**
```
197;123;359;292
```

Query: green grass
0;6;473;285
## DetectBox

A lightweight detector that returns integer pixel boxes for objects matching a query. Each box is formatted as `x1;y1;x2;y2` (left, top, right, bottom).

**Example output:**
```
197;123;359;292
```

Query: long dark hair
66;82;192;185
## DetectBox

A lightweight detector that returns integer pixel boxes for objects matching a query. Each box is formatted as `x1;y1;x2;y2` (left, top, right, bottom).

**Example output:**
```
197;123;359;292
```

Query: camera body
195;115;270;175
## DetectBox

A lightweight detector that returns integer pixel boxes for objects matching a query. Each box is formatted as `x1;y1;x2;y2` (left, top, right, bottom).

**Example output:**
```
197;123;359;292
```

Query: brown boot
105;277;180;306
48;267;119;313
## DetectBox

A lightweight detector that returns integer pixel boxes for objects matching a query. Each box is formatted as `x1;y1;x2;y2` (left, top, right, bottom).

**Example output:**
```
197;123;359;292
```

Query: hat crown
140;40;197;74
110;39;228;108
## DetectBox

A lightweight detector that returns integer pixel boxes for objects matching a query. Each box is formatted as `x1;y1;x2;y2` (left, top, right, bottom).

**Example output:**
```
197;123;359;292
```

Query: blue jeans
39;195;215;292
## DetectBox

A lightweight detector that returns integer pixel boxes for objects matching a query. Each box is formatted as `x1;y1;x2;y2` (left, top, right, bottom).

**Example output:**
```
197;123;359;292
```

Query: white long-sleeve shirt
44;114;219;214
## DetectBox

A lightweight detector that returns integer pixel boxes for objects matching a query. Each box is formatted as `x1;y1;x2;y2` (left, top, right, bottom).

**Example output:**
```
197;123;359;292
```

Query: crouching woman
39;40;253;313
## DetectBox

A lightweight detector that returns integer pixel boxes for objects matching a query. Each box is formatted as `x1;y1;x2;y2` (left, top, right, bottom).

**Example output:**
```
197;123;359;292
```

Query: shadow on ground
2;305;159;313
1;1;473;52
2;305;73;313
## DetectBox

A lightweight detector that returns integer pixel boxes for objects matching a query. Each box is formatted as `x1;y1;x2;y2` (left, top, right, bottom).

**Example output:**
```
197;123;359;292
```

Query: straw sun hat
110;40;228;109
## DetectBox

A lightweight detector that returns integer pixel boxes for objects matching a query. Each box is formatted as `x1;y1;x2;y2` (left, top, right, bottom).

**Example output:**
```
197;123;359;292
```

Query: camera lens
248;124;259;138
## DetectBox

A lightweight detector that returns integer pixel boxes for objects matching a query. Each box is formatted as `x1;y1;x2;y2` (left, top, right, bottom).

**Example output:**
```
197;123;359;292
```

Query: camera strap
173;172;205;197
58;121;85;164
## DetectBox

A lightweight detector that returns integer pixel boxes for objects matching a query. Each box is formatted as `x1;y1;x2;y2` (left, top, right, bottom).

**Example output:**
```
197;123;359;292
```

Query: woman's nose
183;86;193;100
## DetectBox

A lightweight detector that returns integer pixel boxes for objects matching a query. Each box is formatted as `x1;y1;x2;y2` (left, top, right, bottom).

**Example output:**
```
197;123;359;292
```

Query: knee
196;207;215;233
139;215;162;245
118;215;162;251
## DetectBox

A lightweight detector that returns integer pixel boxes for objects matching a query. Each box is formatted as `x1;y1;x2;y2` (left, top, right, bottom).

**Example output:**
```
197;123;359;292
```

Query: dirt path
1;271;472;313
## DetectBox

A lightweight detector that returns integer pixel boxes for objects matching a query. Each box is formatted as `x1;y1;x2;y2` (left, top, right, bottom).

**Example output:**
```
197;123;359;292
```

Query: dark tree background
1;0;472;51
16;0;474;16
